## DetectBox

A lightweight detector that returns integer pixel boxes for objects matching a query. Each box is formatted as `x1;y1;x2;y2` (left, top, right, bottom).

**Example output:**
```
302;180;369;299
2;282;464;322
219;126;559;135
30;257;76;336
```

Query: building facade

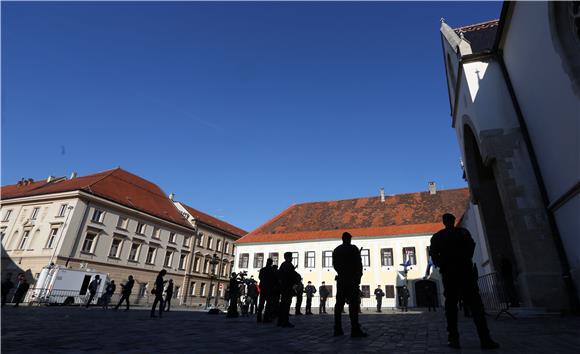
1;168;246;307
440;2;579;310
234;187;470;309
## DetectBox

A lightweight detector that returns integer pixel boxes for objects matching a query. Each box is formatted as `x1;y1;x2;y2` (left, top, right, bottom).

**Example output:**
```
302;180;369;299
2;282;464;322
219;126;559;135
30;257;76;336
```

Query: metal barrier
477;272;515;320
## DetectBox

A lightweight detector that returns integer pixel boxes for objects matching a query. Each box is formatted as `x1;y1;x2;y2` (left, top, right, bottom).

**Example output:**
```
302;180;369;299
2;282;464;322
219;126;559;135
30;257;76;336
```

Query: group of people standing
1;273;30;307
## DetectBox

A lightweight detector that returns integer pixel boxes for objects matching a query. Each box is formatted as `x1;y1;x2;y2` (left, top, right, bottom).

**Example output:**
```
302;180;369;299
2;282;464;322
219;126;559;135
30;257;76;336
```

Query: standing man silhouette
374;285;385;312
294;279;304;315
151;270;167;318
319;281;329;314
164;279;174;312
430;213;499;350
277;252;300;328
333;232;367;338
304;281;317;315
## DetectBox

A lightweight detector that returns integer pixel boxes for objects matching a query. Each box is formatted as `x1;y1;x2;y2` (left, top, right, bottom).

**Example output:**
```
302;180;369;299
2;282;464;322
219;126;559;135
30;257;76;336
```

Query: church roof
236;188;470;244
179;202;247;238
1;168;193;230
454;19;499;53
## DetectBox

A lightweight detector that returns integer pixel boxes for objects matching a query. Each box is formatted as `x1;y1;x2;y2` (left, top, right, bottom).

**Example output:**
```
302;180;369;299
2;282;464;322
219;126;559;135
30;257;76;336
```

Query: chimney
169;193;175;201
379;187;385;203
70;172;77;179
428;181;437;195
47;176;55;183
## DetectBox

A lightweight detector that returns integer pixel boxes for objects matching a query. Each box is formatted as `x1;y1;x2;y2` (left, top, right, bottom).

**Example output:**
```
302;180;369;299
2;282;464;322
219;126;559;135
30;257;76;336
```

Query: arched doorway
414;280;438;308
463;125;519;306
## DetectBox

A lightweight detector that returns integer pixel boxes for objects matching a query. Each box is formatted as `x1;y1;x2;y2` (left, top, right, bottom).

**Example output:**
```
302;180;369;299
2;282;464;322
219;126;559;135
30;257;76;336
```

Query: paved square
1;306;579;353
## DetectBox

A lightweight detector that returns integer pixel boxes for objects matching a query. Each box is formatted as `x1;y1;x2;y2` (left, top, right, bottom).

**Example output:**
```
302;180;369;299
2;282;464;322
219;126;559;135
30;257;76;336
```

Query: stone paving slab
1;306;579;353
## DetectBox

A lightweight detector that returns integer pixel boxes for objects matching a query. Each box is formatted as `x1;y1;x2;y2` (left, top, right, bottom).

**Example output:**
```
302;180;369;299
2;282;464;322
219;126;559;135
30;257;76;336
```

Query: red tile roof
1;168;193;230
179;203;247;238
236;188;470;244
454;19;499;53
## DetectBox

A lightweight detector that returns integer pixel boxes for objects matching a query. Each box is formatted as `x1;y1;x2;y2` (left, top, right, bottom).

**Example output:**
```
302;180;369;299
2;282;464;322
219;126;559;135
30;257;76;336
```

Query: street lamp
206;253;219;309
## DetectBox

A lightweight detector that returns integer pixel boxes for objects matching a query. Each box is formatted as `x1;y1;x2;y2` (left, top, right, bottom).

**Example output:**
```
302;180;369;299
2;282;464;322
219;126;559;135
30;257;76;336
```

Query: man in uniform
304;281;317;315
430;213;499;350
277;252;300;328
333;232;367;338
374;285;385;312
319;281;329;314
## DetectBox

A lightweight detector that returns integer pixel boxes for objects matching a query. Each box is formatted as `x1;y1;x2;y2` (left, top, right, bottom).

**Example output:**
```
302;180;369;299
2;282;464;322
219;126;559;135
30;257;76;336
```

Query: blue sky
1;1;502;232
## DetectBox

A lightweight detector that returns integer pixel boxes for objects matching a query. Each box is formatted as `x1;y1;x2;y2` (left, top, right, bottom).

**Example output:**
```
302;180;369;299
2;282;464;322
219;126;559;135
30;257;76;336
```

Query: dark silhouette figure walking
333;232;367;338
319;282;329;314
164;279;174;312
304;281;316;315
294;280;304;315
102;280;116;309
85;275;101;308
430;213;499;350
13;274;29;307
247;281;259;315
257;259;276;322
374;285;385;312
277;252;300;328
115;275;134;311
151;270;167;318
1;273;14;307
226;273;240;318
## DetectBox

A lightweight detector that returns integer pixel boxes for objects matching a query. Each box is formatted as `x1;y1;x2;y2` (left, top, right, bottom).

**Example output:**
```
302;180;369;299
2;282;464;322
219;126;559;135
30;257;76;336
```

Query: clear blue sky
1;1;502;232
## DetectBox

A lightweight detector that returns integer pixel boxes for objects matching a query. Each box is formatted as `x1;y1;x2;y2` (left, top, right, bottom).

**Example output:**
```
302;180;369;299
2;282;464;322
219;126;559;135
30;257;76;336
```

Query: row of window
188;281;223;298
191;256;233;277
12;227;61;250
238;247;424;269
1;204;70;223
81;231;188;269
195;233;234;255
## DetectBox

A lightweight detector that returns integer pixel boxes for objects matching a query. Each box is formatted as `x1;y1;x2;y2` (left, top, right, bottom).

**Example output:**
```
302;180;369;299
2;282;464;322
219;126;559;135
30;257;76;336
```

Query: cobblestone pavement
1;306;579;353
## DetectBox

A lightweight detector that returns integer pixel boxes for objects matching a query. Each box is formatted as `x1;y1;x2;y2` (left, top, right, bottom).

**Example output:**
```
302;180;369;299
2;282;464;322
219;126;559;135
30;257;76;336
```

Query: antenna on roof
428;181;437;195
379;187;385;203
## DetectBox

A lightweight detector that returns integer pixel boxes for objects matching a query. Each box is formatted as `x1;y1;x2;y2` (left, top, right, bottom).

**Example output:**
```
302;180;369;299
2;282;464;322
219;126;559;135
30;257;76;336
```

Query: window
117;216;128;229
18;230;30;250
403;247;416;265
216;240;222;252
179;254;187;270
269;252;279;266
169;232;176;243
385;285;395;298
2;209;12;222
200;283;206;296
305;251;315;268
381;248;394;266
361;285;371;298
164;251;174;268
193;257;200;272
210;284;215;297
128;243;140;261
46;228;59;249
145;247;156;264
189;282;196;296
183;236;190;247
224;242;229;254
109;238;123;258
91;209;104;223
57;204;68;217
152;227;160;239
222;262;228;277
291;252;299;268
197;234;204;247
204;259;210;273
361;249;370;267
323;251;333;268
30;207;40;220
82;232;97;253
208;237;213;250
238;253;249;268
136;222;146;235
253;253;264;268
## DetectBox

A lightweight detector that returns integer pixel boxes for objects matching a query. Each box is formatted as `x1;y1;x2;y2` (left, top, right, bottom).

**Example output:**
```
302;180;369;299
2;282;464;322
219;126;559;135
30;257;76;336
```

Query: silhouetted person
1;273;14;307
400;285;409;312
374;285;385;312
304;281;317;314
115;275;134;311
85;275;101;308
227;273;240;318
319;282;329;314
430;213;499;350
271;265;280;320
102;280;116;310
257;259;275;322
333;232;367;338
277;252;300;328
13;274;29;307
247;281;259;315
294;280;304;315
164;279;174;312
423;283;436;312
151;270;167;318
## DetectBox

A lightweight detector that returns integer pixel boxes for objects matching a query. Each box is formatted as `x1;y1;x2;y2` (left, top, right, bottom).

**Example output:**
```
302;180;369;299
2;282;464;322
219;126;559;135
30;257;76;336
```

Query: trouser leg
257;294;266;321
464;277;491;341
443;276;459;341
306;297;312;313
278;293;291;325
